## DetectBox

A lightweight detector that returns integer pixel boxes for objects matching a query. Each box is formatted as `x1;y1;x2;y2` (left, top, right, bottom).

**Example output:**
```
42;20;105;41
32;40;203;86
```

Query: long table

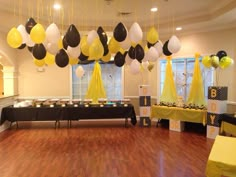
0;104;137;127
206;135;236;177
151;105;207;125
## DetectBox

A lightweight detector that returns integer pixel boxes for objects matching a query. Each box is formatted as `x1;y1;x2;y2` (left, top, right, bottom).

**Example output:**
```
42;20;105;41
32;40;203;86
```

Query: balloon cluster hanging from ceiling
6;17;182;77
202;50;234;69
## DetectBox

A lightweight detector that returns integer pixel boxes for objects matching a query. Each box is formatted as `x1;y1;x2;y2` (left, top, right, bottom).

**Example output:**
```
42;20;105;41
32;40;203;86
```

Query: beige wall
17;50;70;98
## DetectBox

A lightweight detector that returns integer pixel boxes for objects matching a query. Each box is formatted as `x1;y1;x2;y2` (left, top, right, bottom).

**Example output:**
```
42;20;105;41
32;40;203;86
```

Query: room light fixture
176;27;182;31
150;7;158;12
53;3;61;10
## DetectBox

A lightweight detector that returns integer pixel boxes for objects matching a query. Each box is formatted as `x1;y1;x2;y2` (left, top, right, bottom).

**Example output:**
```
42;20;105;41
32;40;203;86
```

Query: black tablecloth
0;104;137;125
219;114;236;126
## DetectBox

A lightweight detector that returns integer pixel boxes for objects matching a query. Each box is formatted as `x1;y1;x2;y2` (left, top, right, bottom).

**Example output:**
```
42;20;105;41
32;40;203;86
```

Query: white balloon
17;24;28;44
47;42;59;55
168;35;181;53
146;47;159;62
87;30;98;45
119;33;131;50
46;23;61;44
67;45;81;58
125;54;133;65
130;59;140;74
75;65;85;78
129;22;143;43
154;40;163;56
25;34;35;47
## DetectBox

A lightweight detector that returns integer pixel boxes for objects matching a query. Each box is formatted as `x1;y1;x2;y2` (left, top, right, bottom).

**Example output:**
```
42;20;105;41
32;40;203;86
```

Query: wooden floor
0;120;214;177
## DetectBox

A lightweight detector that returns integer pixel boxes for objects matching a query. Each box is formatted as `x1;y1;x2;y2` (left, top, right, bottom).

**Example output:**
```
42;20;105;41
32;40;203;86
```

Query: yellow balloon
211;56;219;68
101;52;111;62
44;52;55;65
58;38;63;49
69;58;79;65
202;56;211;68
119;48;125;54
34;58;45;67
219;56;233;69
147;27;159;44
89;37;104;60
7;27;23;48
144;45;149;52
30;23;46;44
80;36;90;56
108;37;120;54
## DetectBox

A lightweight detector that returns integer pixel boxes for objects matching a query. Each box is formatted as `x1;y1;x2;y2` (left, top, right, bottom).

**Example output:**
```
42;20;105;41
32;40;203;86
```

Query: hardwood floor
0;120;214;177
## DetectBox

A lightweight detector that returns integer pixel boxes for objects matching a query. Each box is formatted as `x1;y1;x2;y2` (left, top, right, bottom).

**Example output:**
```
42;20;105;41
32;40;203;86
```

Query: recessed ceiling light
53;3;61;10
176;27;182;31
150;7;158;12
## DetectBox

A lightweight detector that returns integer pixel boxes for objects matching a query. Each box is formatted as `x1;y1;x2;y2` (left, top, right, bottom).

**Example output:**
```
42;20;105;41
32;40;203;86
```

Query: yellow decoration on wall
85;62;106;103
187;53;206;106
160;57;177;103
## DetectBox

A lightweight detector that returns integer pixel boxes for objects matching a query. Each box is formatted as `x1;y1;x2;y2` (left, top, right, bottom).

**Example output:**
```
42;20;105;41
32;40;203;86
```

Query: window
159;57;214;101
71;61;122;100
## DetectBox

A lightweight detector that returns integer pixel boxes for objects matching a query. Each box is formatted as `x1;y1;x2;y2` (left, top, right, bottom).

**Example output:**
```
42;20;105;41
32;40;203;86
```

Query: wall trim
227;101;236;105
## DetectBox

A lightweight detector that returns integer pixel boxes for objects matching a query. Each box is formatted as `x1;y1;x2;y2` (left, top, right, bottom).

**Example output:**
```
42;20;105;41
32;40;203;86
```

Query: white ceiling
0;0;236;37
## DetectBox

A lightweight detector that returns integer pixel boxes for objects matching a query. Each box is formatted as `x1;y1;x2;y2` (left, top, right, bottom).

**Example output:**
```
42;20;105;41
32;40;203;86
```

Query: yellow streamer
85;62;106;103
186;53;206;106
160;56;177;103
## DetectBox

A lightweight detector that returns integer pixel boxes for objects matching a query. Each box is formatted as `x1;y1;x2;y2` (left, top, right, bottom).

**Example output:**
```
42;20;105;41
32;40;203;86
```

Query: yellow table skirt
151;105;207;125
206;135;236;177
221;122;236;137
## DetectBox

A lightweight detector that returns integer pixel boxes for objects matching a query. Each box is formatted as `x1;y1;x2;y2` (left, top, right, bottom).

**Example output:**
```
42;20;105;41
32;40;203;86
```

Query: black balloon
32;44;46;60
18;43;26;49
113;22;127;42
28;46;33;53
97;26;108;46
55;49;69;67
25;17;37;34
78;52;88;61
163;40;172;56
66;24;80;47
128;46;136;59
103;44;109;56
114;52;125;67
62;35;69;50
135;44;144;61
147;42;156;48
216;50;227;60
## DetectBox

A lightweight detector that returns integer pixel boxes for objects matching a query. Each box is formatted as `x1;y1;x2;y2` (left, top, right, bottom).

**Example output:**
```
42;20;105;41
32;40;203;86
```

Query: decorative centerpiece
98;98;107;107
83;99;92;107
72;99;82;107
121;99;130;107
34;99;47;107
48;98;59;107
59;99;70;107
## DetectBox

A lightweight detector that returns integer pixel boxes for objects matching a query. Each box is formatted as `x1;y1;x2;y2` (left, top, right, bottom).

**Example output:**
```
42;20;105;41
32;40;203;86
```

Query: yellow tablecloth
221;122;236;137
151;105;207;125
206;135;236;177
